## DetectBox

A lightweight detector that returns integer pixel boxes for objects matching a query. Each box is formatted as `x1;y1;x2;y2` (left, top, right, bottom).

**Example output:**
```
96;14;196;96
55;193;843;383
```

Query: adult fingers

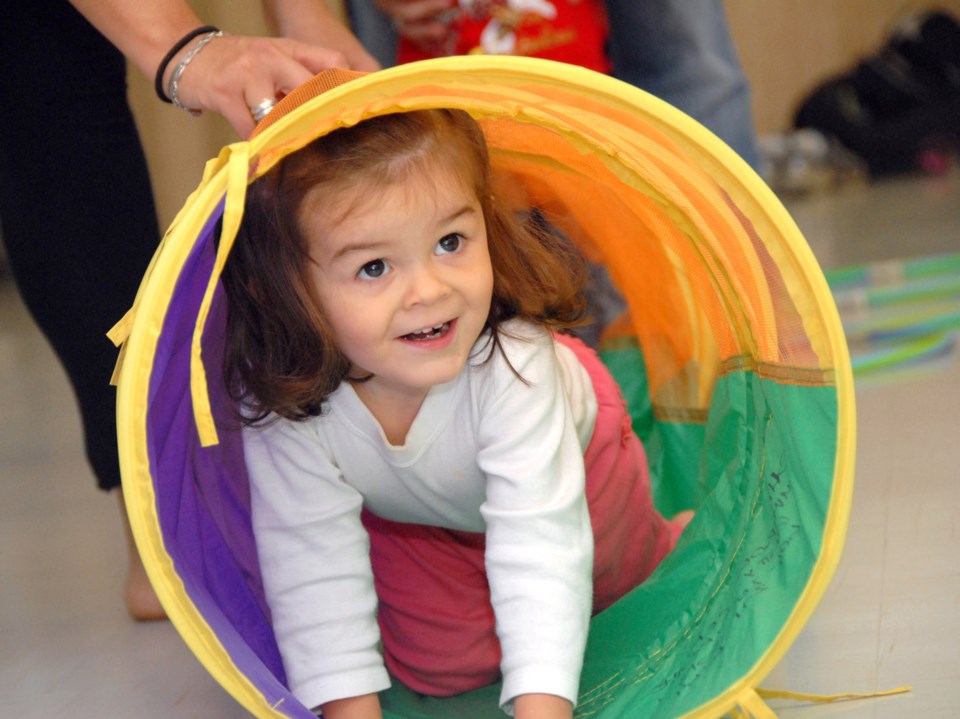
376;0;456;25
172;36;349;137
393;18;450;43
279;38;354;78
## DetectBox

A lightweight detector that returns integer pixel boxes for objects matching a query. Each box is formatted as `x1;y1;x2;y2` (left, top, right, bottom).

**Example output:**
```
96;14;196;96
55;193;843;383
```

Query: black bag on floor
794;10;960;176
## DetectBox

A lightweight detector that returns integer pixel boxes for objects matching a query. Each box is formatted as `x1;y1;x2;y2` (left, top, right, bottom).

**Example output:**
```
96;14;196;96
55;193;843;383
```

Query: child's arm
476;326;594;711
319;693;384;719
514;693;574;719
245;420;391;711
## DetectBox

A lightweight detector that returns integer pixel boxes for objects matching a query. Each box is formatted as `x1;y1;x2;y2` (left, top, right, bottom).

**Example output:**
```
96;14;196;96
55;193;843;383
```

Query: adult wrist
154;24;220;104
166;29;228;117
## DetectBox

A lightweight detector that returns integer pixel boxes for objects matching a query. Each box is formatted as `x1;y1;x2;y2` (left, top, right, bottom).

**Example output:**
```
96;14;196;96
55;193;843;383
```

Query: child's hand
513;693;574;719
319;693;383;719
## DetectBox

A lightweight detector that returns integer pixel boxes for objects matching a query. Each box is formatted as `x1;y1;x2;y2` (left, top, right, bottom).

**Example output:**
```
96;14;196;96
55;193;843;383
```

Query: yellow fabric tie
733;690;778;719
726;685;912;718
190;141;250;447
756;685;913;704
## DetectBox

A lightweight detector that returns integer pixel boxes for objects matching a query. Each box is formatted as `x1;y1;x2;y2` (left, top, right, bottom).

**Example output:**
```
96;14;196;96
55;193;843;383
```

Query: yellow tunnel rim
116;55;855;719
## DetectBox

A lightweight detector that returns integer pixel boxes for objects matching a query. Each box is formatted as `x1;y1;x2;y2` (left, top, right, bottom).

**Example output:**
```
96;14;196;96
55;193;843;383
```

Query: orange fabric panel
241;65;836;409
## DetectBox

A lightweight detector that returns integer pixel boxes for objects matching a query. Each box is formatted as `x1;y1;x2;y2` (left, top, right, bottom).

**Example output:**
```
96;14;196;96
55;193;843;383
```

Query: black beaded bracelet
154;25;220;104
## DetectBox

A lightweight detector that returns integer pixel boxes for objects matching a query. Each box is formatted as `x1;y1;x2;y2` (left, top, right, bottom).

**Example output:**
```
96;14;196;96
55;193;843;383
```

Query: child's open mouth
401;321;451;342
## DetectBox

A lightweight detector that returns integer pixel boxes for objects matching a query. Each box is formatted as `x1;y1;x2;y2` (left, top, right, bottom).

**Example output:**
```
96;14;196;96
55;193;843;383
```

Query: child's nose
404;263;451;307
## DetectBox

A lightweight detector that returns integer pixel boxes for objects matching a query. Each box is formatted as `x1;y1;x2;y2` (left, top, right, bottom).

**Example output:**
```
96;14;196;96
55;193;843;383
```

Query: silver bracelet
168;30;226;116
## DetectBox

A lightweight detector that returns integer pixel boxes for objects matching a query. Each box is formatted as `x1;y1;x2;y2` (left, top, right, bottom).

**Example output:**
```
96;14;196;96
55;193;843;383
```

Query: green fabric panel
576;373;836;717
599;345;705;517
378;368;838;719
381;684;501;719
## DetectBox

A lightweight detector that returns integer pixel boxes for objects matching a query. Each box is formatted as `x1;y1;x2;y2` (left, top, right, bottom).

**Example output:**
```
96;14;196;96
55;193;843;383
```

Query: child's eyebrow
329;205;479;262
441;205;478;224
330;240;392;262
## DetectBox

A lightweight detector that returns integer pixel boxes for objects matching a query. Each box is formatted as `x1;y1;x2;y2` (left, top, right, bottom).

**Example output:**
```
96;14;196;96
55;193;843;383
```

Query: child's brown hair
222;109;587;423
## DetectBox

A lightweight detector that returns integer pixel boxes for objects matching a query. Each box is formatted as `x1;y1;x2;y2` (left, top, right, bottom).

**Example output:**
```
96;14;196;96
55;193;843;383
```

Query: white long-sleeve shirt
244;321;598;712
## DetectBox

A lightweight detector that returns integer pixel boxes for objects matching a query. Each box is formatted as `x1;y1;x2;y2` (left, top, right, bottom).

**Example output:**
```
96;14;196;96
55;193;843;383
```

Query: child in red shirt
394;0;610;74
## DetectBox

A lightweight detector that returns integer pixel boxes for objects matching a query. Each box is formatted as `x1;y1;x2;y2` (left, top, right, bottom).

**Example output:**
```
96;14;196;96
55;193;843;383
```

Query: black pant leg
0;1;161;490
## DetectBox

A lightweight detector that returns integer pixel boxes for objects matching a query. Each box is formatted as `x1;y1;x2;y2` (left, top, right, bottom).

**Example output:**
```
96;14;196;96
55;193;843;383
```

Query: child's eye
436;233;463;255
358;259;389;280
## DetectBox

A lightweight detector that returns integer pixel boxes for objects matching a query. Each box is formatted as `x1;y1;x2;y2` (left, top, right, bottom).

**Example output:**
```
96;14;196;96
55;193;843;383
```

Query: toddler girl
222;108;686;719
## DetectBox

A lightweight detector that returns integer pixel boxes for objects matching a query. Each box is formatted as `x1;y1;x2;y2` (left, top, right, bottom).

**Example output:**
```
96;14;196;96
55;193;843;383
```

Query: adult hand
68;0;379;138
162;33;358;137
375;0;459;45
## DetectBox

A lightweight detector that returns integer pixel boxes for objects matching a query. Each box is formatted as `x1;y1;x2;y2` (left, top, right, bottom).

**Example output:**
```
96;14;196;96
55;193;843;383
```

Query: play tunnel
110;56;855;718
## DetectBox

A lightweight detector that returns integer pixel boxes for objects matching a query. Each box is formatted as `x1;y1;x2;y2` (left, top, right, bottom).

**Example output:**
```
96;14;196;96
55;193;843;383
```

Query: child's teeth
407;323;448;338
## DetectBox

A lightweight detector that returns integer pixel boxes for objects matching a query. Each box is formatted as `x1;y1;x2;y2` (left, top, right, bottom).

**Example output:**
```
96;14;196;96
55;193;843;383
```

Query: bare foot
117;490;167;622
671;509;695;530
124;557;167;621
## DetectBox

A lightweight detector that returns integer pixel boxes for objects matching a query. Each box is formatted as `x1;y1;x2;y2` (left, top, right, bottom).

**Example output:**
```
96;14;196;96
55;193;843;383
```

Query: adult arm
263;0;379;71
68;0;377;136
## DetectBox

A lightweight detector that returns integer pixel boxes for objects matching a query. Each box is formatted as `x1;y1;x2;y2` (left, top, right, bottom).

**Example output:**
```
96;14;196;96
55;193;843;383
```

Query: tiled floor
1;168;958;718
763;171;960;718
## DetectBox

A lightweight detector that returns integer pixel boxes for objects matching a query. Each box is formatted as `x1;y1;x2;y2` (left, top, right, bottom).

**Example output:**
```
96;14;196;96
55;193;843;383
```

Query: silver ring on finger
250;97;278;123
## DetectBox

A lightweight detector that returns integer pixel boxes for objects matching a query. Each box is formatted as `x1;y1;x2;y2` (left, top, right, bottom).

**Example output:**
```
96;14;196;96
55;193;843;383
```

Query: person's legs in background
344;0;399;67
348;0;760;167
0;0;164;620
604;0;761;170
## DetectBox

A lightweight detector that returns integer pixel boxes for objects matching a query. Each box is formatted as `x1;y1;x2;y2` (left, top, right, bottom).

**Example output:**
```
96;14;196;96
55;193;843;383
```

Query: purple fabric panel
145;210;316;718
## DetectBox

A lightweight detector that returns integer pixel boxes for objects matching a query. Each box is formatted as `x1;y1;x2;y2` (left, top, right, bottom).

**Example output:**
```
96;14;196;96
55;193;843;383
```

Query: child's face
303;161;494;404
